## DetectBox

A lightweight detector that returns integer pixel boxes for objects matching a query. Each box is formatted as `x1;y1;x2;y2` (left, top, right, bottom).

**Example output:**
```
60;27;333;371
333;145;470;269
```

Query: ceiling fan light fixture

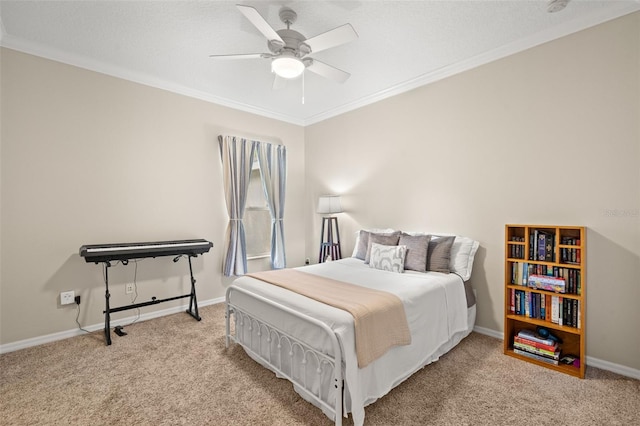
272;56;305;79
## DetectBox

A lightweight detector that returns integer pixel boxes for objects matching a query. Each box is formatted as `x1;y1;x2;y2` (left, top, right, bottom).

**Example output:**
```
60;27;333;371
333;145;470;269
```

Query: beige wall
0;48;305;345
305;13;640;370
1;13;639;373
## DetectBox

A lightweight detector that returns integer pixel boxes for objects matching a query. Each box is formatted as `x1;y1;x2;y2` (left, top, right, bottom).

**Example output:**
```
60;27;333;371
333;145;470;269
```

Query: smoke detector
548;0;570;13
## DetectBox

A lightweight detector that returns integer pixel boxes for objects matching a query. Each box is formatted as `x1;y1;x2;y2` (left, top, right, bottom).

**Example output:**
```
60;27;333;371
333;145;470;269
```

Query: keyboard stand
100;254;202;346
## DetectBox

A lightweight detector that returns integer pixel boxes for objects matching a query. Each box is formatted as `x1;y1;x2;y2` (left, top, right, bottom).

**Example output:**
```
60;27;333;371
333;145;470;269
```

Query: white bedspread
228;258;471;426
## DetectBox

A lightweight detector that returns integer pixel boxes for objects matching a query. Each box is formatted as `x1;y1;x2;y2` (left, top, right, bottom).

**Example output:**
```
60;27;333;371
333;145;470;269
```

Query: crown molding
302;3;640;125
0;34;306;126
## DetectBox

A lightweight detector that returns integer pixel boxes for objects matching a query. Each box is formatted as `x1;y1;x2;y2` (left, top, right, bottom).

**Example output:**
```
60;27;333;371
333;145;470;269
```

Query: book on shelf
530;230;555;262
513;348;559;365
513;341;560;360
514;335;558;353
560;237;581;265
514;290;524;315
509;236;525;259
559;299;580;329
551;295;559;324
517;329;556;347
511;262;530;286
528;274;566;293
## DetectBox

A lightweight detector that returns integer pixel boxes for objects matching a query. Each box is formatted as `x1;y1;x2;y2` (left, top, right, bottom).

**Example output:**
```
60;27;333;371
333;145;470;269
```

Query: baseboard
585;356;640;380
472;325;503;340
0;296;225;355
472;325;640;380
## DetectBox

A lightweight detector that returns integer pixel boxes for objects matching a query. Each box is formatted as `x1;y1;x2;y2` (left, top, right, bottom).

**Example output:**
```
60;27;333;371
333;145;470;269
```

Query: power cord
124;259;141;327
75;298;91;334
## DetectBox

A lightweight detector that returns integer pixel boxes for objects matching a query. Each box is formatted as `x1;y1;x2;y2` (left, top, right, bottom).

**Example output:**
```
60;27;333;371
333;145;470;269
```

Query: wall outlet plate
125;283;134;294
60;290;75;305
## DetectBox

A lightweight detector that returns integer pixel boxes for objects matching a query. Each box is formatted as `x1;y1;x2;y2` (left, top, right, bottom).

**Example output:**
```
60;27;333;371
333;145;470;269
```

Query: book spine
545;233;554;262
513;342;560;359
513;348;559;365
558;297;563;326
577;300;581;329
514;336;557;352
517;330;556;346
551;295;559;324
538;233;546;261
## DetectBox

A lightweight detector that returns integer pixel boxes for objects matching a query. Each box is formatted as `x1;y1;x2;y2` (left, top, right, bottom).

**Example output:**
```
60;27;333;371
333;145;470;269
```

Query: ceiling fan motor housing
269;29;311;57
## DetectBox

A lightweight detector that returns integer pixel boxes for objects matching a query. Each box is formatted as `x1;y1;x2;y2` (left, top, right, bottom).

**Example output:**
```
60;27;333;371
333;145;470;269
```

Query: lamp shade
317;195;343;215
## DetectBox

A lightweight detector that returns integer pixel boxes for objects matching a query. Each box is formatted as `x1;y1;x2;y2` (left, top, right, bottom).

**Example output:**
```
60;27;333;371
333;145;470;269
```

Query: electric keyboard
78;238;213;345
79;239;213;263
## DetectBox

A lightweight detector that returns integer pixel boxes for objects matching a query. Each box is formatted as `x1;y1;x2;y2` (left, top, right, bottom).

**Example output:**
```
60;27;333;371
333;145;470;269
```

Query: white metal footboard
225;286;344;426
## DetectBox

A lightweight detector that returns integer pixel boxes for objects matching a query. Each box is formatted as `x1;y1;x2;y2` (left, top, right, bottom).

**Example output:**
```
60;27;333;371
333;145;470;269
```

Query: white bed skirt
244;303;475;417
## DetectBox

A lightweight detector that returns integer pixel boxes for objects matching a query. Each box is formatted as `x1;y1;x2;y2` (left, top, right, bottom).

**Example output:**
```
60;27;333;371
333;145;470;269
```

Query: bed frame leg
225;304;231;348
335;378;343;426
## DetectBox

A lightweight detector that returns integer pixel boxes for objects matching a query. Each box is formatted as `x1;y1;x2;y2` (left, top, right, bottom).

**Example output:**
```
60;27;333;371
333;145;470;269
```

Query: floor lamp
317;195;343;263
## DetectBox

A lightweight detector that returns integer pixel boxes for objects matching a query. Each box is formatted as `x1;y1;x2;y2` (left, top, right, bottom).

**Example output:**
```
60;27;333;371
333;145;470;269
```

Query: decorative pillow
369;243;407;273
404;231;480;280
352;228;396;260
426;235;455;273
398;233;431;272
449;236;480;281
365;233;401;263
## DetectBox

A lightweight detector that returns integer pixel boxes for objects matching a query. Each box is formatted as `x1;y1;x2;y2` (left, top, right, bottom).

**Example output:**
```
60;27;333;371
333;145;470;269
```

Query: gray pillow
427;236;455;273
365;233;400;263
353;230;372;260
399;233;431;272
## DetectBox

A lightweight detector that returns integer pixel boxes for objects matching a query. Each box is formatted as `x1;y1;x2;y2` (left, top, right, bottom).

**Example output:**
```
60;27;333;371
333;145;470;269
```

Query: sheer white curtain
256;141;287;269
218;135;256;276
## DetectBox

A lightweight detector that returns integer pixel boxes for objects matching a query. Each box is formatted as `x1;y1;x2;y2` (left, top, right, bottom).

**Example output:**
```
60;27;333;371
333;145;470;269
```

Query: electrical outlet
125;283;134;294
305;258;310;265
60;290;75;305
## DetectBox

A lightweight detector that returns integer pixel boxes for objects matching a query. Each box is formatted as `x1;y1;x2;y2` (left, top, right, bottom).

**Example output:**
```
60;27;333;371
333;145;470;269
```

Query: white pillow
368;243;406;273
405;232;479;281
449;236;480;281
432;235;480;281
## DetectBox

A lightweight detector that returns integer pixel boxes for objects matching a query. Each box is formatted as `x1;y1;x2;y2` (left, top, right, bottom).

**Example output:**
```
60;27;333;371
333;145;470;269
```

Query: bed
225;232;479;426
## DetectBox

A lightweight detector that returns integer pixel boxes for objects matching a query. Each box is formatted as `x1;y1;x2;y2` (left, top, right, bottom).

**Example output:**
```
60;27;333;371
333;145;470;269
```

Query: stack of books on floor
512;329;560;365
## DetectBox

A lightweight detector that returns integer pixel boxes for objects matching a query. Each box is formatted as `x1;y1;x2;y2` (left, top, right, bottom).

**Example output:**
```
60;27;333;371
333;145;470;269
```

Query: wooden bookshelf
504;225;586;378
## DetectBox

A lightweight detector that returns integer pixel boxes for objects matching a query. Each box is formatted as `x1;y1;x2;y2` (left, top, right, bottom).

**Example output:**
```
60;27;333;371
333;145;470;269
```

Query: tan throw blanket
246;269;411;368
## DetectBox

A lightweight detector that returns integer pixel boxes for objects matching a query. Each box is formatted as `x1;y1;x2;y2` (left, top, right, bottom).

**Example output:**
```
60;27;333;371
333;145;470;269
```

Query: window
244;160;270;259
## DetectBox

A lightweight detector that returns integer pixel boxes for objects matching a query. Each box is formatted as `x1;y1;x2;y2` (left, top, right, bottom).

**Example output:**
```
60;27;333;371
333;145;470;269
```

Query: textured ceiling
1;1;639;125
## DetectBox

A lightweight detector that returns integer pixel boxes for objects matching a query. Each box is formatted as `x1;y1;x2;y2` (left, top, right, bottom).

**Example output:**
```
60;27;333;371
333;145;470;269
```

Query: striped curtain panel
256;141;287;269
218;135;256;276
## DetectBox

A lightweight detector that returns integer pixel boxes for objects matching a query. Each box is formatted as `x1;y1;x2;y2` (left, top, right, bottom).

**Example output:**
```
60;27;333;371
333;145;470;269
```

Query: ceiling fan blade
306;59;350;83
272;74;287;90
237;4;284;44
209;53;267;60
304;23;358;54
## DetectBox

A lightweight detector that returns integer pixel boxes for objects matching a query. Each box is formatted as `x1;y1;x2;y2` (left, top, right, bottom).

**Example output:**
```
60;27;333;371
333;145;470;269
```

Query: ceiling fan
210;4;358;88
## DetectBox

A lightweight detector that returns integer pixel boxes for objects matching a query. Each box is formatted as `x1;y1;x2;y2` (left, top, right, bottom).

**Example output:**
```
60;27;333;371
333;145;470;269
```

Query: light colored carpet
1;303;638;425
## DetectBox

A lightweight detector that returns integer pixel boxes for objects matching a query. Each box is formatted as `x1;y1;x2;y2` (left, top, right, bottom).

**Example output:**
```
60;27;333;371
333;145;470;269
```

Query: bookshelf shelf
504;224;586;378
